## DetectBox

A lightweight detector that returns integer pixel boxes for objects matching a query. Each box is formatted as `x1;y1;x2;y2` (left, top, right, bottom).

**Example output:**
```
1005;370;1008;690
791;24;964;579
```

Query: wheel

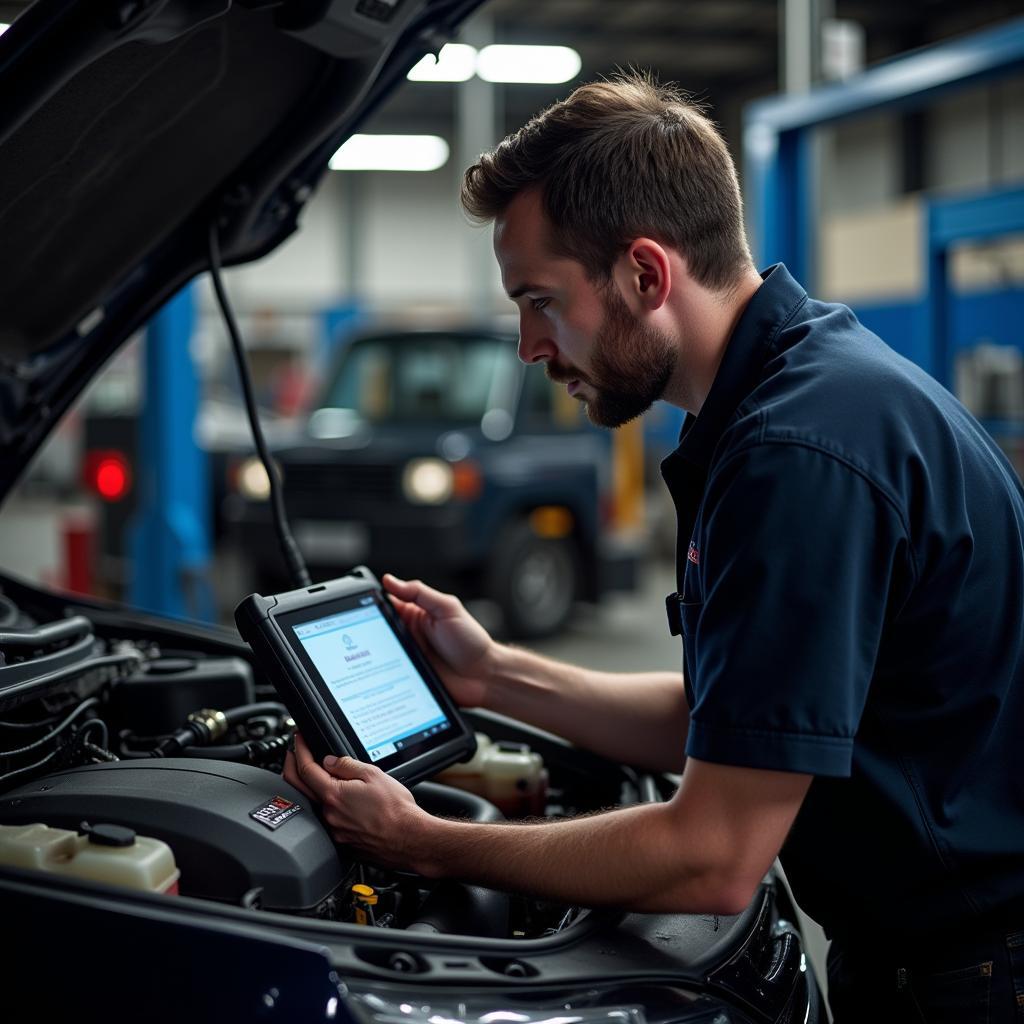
487;520;578;639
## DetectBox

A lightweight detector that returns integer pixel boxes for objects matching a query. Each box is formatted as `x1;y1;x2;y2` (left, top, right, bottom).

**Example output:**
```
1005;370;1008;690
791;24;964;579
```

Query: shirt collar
664;263;807;475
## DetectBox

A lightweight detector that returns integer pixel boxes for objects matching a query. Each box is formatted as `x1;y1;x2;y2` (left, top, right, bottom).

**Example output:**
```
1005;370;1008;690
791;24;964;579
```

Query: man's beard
546;287;676;428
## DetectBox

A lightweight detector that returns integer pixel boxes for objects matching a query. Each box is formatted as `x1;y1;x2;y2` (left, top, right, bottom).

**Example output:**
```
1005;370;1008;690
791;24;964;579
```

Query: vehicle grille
284;463;398;500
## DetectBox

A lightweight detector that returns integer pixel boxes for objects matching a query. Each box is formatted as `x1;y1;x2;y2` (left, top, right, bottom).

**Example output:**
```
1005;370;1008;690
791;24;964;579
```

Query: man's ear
612;238;672;313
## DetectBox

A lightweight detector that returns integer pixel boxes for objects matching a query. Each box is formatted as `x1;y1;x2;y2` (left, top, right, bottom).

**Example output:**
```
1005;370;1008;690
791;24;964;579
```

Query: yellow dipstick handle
351;883;378;925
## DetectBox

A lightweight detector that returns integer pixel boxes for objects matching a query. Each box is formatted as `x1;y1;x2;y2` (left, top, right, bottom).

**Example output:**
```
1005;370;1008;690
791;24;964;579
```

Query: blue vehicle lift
745;15;1024;390
128;284;214;622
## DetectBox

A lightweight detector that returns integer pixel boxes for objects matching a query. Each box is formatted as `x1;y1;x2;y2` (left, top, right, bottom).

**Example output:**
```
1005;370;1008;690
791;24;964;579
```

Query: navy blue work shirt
661;263;1024;947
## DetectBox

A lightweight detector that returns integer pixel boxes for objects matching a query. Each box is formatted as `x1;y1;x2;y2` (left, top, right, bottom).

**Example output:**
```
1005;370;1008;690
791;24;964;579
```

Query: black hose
222;702;289;728
0;594;19;629
177;735;290;764
407;881;510;937
411;782;505;823
0;615;93;651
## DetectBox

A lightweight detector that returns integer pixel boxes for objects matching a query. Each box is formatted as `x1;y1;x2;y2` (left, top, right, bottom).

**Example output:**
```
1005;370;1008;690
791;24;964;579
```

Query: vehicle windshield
319;333;515;424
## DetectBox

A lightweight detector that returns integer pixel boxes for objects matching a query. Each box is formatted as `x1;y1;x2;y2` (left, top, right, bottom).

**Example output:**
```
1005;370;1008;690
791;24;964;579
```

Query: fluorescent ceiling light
407;43;477;82
476;45;581;84
329;134;449;172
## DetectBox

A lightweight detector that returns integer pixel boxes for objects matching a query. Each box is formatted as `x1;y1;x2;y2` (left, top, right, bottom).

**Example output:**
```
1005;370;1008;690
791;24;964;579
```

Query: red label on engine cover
249;796;302;830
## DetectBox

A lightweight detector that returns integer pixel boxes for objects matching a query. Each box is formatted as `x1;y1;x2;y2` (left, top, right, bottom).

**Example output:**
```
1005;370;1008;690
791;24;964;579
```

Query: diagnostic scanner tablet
235;567;476;785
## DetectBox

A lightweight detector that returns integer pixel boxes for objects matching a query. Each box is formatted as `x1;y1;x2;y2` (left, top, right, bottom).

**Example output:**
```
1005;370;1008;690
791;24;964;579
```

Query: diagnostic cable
207;219;311;589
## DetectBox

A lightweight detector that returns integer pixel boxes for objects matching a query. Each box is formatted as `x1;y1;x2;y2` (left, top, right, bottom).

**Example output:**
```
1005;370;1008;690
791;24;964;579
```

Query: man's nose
517;319;557;365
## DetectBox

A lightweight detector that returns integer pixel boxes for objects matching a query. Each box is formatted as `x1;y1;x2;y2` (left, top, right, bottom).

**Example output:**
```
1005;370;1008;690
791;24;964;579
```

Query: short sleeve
684;441;910;777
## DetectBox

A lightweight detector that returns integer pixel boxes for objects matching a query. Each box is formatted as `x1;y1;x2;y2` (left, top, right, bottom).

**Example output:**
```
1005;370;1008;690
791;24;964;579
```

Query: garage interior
0;2;1022;1018
2;0;1021;624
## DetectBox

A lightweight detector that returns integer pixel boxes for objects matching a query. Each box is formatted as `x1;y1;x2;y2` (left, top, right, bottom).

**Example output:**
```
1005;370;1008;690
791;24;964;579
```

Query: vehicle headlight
237;457;275;501
402;458;454;505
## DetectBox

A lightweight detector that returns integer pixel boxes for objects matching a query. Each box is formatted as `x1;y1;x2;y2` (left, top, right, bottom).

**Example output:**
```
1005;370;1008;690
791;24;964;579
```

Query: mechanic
285;74;1024;1022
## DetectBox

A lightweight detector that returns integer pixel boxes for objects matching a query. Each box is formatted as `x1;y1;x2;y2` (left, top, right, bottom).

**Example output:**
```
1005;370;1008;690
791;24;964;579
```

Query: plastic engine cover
0;759;347;911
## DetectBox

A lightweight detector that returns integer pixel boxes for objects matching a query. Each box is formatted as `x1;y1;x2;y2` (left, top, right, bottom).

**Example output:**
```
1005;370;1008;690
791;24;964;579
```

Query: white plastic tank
436;733;549;817
0;821;180;894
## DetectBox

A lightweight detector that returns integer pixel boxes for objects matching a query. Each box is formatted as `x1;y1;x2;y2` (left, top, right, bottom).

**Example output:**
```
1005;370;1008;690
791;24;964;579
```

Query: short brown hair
461;72;752;291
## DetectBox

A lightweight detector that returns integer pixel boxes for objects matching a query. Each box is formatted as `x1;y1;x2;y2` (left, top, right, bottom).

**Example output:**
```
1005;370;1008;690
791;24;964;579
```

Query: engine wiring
116;701;294;767
0;712;63;729
75;715;109;752
0;746;62;788
0;696;102;759
0;633;145;790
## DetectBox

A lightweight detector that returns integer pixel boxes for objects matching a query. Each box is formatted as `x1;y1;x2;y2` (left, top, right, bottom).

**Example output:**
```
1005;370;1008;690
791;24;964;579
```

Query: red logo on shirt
687;541;700;566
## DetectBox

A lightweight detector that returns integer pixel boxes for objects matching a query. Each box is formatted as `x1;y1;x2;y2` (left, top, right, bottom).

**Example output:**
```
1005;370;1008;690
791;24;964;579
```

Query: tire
487;520;578;640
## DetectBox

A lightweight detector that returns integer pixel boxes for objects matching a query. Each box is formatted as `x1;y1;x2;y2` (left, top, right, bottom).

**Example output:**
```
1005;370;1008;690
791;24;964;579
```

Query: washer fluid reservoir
0;821;180;894
435;733;548;816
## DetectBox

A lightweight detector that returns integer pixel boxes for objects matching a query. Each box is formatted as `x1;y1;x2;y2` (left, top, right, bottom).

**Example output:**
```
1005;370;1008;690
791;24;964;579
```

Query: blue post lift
128;284;214;622
744;16;1024;390
925;186;1024;396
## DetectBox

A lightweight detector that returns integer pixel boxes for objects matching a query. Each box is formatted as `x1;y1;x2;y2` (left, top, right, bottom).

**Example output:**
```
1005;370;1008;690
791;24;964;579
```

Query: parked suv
227;328;640;638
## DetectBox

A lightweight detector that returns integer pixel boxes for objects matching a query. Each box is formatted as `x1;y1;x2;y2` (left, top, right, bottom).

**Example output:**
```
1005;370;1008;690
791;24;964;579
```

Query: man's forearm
478;645;689;773
298;750;809;917
405;799;748;915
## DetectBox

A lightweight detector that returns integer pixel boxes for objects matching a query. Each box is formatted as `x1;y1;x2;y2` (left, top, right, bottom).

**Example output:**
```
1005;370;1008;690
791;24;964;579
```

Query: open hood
0;0;484;499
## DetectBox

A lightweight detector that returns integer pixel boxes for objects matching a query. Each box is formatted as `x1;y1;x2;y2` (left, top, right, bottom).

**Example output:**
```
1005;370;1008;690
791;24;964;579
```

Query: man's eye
530;297;551;311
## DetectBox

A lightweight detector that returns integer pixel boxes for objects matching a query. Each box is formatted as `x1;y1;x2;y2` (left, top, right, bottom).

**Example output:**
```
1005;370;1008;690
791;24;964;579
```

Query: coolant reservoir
0;821;180;894
436;733;548;817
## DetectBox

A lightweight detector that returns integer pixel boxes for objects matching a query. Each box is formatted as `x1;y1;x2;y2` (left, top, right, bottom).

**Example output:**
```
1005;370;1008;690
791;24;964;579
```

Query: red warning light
95;458;128;500
85;451;131;502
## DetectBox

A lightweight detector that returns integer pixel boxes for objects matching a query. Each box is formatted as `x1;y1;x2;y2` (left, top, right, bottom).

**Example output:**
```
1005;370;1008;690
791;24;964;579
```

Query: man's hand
283;733;426;870
383;574;496;709
385;575;690;772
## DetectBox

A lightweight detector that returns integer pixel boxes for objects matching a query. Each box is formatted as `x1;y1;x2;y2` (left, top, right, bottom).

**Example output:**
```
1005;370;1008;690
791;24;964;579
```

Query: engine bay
0;579;653;939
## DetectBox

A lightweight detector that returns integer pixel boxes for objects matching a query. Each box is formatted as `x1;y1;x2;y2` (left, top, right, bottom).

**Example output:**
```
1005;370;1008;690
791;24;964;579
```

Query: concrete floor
524;555;684;673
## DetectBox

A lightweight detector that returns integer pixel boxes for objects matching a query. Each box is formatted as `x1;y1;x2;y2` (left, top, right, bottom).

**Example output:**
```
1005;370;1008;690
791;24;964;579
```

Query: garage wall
211;73;1024;329
818;74;1024;302
926;77;1024;193
822;114;901;215
210;158;506;324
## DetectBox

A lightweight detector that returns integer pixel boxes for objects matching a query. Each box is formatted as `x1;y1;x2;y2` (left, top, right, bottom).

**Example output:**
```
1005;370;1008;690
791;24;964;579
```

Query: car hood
0;0;484;501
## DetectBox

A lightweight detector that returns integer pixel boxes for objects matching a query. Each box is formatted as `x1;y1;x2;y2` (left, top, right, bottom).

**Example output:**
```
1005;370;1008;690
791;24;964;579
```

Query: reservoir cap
79;821;136;847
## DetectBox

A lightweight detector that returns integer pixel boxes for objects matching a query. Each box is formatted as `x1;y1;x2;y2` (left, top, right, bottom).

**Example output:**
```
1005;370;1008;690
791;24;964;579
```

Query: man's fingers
292;733;343;799
389;598;433;650
294;731;317;766
383;574;458;617
323;754;378;782
291;735;378;800
282;750;316;800
295;756;334;798
387;593;424;630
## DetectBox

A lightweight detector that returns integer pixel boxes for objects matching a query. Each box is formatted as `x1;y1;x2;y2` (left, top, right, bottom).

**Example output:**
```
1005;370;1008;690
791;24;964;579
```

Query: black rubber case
234;567;475;786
